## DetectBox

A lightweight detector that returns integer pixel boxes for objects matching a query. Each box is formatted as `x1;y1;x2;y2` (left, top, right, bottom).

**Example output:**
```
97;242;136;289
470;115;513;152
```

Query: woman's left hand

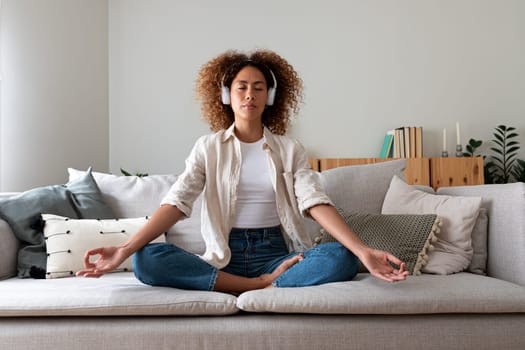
359;248;409;282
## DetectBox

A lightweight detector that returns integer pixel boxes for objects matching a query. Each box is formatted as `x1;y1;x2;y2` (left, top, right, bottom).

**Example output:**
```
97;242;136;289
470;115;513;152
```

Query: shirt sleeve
160;136;206;218
291;140;334;217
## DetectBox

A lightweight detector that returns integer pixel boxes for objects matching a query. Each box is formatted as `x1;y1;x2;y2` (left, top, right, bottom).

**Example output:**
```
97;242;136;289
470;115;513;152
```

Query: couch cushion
303;159;407;239
321;159;406;214
236;273;525;314
0;272;238;316
436;183;525;286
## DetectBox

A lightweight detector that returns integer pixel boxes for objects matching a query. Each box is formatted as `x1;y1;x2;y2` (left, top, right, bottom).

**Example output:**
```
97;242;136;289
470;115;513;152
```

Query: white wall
109;0;525;175
0;0;108;191
1;1;523;190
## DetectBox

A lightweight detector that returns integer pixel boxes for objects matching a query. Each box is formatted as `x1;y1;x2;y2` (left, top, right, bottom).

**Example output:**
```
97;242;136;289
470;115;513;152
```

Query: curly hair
195;49;303;135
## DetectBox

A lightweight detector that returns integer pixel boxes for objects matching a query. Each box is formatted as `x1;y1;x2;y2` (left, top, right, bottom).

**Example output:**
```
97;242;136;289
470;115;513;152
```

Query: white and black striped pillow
43;214;165;279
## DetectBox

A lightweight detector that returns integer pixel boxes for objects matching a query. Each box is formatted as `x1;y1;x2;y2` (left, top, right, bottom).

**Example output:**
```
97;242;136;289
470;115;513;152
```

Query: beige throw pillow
381;176;482;274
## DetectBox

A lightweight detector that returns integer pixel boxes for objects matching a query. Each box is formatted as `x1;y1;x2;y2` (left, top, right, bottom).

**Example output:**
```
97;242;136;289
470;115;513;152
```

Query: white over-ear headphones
221;67;277;106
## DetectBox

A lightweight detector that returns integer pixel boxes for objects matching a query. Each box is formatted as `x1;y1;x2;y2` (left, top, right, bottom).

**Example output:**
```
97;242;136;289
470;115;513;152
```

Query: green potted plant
463;125;524;184
484;125;520;184
462;139;483;157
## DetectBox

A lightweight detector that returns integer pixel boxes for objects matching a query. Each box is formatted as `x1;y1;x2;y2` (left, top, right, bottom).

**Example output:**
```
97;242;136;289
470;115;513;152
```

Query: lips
243;104;256;110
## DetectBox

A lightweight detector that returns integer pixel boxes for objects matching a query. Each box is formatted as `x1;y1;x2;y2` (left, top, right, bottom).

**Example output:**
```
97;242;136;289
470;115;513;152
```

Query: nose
245;87;255;100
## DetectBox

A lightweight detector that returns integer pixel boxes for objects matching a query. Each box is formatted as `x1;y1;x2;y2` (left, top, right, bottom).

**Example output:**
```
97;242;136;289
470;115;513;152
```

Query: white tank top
231;138;281;228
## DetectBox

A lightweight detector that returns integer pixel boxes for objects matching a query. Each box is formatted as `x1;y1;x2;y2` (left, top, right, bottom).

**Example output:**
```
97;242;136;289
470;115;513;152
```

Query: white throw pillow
43;214;165;279
68;168;178;218
381;176;482;275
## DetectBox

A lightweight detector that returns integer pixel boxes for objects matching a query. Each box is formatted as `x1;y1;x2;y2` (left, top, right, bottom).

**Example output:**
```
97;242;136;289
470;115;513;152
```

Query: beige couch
1;160;524;350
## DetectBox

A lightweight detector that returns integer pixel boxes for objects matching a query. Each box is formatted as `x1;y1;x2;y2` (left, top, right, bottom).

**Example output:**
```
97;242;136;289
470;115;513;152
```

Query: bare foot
260;253;304;288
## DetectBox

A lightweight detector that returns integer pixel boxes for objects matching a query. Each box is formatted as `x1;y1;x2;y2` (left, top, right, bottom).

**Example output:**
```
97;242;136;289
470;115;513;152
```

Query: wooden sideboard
308;157;484;190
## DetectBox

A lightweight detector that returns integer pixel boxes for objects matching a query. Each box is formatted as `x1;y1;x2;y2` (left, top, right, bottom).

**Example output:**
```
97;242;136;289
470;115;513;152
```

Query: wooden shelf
309;157;484;190
430;157;484;188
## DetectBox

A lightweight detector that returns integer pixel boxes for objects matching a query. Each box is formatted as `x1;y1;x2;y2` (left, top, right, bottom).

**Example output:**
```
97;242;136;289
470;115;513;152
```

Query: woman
77;49;408;292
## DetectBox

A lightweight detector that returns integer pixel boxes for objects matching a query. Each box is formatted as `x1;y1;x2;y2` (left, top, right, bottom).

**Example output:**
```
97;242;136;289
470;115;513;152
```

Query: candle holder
441;150;449;157
455;144;463;157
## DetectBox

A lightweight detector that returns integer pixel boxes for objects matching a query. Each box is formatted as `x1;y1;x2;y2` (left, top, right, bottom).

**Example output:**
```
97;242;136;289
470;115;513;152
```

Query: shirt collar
221;123;276;151
221;123;236;143
262;126;277;151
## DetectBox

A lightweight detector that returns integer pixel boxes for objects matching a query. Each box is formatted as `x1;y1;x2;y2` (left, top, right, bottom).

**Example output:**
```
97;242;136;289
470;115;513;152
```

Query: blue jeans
132;226;358;291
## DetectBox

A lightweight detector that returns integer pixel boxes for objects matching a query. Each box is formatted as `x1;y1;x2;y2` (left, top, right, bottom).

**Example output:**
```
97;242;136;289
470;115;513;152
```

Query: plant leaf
120;168;132;176
472;140;483;147
491;147;503;156
507;155;518;165
512;159;525;182
492;139;503;147
508;146;520;154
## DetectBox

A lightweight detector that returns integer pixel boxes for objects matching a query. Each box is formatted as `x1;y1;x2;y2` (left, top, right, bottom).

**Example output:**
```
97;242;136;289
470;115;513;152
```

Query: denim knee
273;242;359;288
132;244;163;286
319;242;359;279
132;243;218;291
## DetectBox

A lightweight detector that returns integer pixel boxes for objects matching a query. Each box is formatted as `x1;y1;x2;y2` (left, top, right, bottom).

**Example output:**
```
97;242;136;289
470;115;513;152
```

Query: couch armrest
437;183;525;286
0;219;19;280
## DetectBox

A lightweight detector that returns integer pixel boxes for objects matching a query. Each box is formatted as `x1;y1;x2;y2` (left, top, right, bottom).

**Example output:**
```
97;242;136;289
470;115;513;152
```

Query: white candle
443;128;447;151
456;122;460;145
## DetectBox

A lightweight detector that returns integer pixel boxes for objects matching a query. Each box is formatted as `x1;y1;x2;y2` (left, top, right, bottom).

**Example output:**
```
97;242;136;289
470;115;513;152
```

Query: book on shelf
415;126;423;158
394;128;402;158
403;126;411;159
390;126;423;158
395;127;405;158
379;130;395;158
409;127;416;158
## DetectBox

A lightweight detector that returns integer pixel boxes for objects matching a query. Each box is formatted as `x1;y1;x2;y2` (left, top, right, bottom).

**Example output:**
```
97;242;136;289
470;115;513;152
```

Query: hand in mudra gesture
76;246;129;278
360;248;409;282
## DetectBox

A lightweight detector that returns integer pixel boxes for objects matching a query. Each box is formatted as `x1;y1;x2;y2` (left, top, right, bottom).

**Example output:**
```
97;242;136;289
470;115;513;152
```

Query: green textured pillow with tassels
315;210;440;275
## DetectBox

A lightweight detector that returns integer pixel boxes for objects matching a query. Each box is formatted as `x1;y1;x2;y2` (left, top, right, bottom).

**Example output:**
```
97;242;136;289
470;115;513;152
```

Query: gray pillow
316;211;440;275
0;219;19;280
0;168;115;278
467;207;488;275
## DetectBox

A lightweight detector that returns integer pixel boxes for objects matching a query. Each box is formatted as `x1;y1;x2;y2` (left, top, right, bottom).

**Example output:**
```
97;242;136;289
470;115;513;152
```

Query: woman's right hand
76;246;130;278
75;205;184;278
